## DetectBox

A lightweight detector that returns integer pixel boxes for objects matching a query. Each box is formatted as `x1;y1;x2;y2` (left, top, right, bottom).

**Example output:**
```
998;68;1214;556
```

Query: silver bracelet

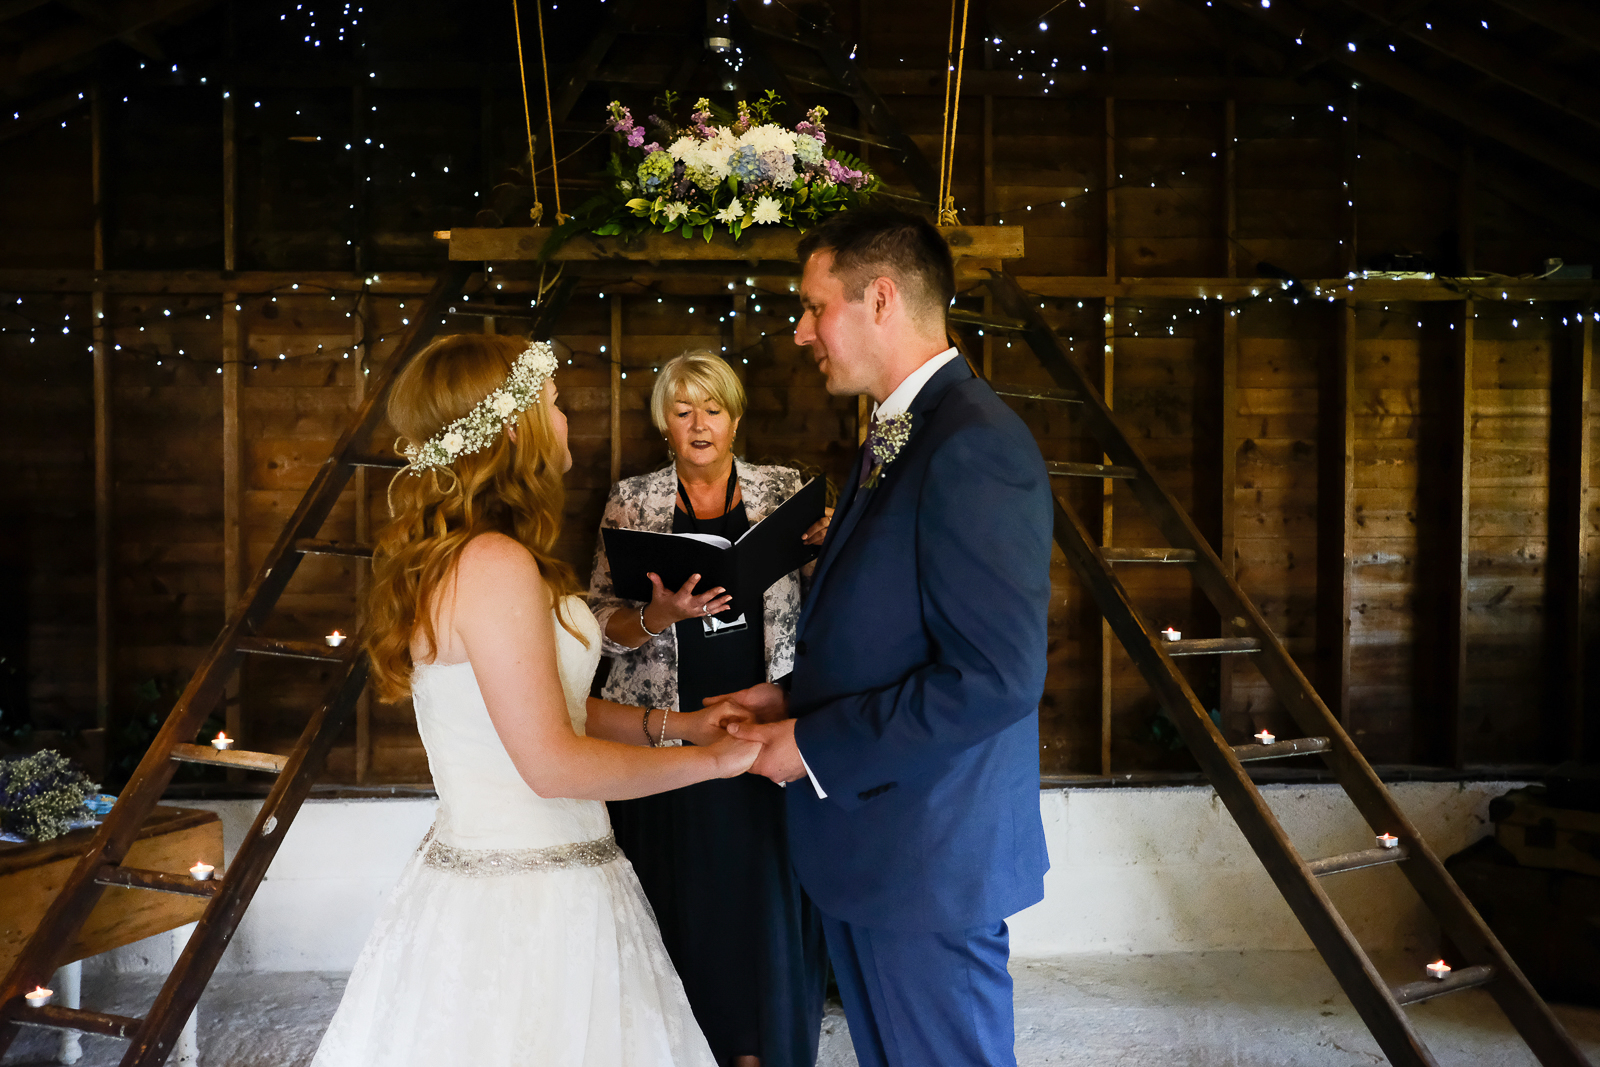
638;604;668;639
659;707;670;747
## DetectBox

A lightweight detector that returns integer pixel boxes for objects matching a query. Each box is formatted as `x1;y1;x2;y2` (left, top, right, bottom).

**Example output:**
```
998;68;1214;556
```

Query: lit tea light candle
211;731;233;751
1254;730;1275;745
24;986;52;1008
325;630;346;647
1160;627;1181;642
189;861;216;882
1426;960;1451;980
1377;832;1399;849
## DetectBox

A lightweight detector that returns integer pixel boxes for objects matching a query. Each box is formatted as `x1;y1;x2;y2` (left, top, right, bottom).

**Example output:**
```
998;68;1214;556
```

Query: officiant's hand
701;681;788;725
671;707;745;747
726;719;806;785
643;571;733;632
802;506;834;546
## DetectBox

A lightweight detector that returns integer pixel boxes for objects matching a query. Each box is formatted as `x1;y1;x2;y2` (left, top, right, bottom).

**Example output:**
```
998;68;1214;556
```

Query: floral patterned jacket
588;460;806;712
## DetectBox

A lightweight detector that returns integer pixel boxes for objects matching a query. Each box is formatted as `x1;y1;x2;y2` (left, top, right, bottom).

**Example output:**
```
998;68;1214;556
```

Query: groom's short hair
797;208;956;322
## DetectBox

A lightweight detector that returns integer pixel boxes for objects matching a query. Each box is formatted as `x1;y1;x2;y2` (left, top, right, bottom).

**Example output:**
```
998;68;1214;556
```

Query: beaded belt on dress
419;828;621;877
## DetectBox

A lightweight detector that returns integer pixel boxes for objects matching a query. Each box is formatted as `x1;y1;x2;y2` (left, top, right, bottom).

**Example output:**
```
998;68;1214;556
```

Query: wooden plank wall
6;0;1600;784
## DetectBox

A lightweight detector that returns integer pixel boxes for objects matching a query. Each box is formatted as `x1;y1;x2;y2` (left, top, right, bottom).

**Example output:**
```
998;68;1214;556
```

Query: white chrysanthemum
663;201;689;222
490;392;517;418
440;431;466;456
715;199;745;224
751;195;783;225
682;142;733;181
667;135;698;161
739;123;795;155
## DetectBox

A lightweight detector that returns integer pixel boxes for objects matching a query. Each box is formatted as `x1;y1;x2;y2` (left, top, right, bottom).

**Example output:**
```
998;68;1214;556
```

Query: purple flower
641;142;661;155
823;158;868;189
626;127;645;148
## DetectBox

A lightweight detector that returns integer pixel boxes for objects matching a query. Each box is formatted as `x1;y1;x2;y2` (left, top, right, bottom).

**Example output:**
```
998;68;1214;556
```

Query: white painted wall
86;780;1522;975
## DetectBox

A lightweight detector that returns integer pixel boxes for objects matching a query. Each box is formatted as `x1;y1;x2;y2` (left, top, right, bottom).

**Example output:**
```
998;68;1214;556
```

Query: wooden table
2;806;223;1065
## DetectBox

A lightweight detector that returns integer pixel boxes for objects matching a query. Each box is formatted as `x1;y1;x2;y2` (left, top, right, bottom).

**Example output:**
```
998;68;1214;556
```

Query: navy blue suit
787;356;1052;1066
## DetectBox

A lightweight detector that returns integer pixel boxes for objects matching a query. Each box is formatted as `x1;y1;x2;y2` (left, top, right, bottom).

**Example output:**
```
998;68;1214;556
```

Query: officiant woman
588;349;829;1067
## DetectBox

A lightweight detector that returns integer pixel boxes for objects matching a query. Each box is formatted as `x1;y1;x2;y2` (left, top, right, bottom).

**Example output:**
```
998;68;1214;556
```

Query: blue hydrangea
638;151;674;193
730;145;764;184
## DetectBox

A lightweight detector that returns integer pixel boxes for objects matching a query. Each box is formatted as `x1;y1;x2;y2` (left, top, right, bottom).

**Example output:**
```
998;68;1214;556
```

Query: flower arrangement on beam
542;91;878;255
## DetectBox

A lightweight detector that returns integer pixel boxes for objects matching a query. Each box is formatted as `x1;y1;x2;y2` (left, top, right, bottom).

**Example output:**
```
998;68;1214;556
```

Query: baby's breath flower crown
400;340;558;475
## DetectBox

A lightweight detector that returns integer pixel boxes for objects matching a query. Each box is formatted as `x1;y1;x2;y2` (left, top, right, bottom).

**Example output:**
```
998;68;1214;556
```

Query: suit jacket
788;357;1052;932
588;461;805;712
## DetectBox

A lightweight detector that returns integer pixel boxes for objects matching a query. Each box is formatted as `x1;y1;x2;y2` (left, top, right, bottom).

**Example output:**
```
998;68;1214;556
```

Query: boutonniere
863;411;913;489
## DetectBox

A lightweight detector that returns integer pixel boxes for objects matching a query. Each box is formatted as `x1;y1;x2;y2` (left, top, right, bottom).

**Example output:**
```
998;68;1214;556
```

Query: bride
311;334;760;1066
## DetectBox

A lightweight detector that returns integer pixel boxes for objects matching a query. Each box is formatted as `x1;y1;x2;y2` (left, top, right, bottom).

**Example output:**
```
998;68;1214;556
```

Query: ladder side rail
1052;493;1438;1067
996;271;1591;1067
120;656;369;1067
0;264;472;1019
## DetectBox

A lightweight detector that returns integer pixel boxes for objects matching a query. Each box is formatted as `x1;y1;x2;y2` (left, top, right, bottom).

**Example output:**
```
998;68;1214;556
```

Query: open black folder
602;476;826;612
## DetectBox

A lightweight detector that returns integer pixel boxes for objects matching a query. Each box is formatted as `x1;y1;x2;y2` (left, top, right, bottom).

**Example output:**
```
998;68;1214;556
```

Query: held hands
669;707;765;778
642;571;733;633
726;719;807;785
700;681;789;725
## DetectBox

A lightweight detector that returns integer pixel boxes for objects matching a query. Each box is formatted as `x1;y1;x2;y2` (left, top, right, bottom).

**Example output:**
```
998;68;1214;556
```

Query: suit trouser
820;912;1016;1067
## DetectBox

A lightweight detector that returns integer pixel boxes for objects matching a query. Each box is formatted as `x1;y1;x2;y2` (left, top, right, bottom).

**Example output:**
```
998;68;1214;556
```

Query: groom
717;208;1052;1067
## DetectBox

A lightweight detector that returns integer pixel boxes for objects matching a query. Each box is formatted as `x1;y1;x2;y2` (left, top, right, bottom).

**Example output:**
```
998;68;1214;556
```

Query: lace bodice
410;595;609;851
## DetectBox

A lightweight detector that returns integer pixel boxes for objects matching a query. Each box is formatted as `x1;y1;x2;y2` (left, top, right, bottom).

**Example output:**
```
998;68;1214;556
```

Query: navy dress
608;478;827;1067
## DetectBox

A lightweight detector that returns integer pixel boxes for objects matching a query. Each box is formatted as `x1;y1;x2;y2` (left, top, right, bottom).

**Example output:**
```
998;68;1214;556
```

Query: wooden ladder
982;269;1591;1067
0;263;495;1067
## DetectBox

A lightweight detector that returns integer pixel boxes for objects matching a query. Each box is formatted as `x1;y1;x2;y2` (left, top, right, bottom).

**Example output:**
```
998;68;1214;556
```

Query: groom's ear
868;275;897;322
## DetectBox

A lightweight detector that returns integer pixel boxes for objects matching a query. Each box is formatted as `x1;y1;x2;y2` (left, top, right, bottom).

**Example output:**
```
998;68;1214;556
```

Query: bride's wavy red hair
365;333;584;703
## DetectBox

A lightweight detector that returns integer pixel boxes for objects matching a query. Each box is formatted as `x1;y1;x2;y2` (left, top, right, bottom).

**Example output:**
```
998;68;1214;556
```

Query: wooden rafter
1484;0;1600;55
0;0;207;90
60;0;168;62
1211;0;1600;191
548;0;643;122
1330;0;1600;133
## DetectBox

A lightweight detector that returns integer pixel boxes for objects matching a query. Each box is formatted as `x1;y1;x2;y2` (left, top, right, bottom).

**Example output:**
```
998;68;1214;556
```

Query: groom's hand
726;719;806;785
702;681;788;724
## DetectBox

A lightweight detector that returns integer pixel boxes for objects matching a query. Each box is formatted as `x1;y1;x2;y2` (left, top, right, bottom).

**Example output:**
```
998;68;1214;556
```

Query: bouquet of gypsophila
540;91;876;257
0;749;100;842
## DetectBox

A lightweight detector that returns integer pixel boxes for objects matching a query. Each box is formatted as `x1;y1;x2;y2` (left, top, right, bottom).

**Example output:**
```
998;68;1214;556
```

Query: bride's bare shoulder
455;533;544;595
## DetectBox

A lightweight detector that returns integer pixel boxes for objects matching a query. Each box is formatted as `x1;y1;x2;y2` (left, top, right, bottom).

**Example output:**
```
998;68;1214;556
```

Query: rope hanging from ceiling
937;0;971;225
511;0;565;224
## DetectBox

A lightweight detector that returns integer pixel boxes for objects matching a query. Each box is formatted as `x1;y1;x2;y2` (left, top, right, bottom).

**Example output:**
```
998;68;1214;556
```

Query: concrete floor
6;951;1599;1066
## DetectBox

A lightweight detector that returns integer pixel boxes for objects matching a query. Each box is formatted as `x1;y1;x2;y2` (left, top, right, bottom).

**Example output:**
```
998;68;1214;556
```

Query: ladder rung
94;864;220;898
1102;547;1197;563
1232;736;1332;762
348;452;406;469
294;537;374;558
16;1003;144;1039
1049;461;1138;479
992;382;1082;404
237;636;351;662
1163;636;1261;656
171;742;288;774
1390;964;1496;1006
1306;844;1410;878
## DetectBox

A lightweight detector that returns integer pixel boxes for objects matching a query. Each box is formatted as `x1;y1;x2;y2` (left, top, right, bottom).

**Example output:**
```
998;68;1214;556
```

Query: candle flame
27;986;50;997
215;731;229;741
329;630;344;638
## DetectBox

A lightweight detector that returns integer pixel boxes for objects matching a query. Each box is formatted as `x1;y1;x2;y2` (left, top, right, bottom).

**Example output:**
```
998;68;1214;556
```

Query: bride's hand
672;706;748;746
705;732;762;778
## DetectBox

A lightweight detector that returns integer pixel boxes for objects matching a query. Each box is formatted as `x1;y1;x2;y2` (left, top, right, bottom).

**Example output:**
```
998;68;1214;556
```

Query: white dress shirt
795;347;965;798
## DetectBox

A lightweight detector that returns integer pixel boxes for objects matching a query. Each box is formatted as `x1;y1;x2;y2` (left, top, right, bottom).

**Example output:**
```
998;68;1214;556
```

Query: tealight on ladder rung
1306;846;1410;878
1390;964;1496;1006
1231;736;1331;762
93;864;220;898
170;743;288;774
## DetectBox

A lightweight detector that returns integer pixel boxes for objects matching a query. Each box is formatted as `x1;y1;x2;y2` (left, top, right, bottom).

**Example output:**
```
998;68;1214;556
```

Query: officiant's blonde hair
651;350;747;433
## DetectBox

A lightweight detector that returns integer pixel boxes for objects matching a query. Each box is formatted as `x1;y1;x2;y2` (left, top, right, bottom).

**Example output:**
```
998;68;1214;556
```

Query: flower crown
401;340;559;475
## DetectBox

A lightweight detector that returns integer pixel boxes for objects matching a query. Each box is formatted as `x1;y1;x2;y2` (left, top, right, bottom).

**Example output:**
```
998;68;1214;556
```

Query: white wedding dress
311;596;716;1067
